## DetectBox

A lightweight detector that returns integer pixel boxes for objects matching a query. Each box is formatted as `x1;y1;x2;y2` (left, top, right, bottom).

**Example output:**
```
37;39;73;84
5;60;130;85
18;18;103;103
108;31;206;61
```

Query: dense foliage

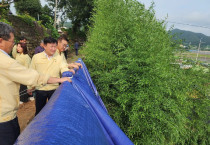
0;0;20;8
14;0;42;18
83;0;209;144
39;14;59;39
41;5;54;19
17;14;59;38
1;0;58;39
18;14;39;26
0;2;11;25
47;0;93;37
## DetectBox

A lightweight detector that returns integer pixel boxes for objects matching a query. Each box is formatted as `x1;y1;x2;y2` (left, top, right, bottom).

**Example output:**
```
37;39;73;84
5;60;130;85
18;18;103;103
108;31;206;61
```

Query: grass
66;48;84;63
182;52;210;58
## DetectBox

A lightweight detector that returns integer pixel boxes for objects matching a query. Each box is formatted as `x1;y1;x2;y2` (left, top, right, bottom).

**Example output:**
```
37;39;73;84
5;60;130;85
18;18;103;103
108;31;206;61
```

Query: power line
166;20;210;30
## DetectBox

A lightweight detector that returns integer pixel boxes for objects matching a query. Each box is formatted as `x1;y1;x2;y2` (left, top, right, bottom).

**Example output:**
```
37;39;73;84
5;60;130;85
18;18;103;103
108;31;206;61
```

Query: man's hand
68;63;79;69
59;77;72;83
69;69;75;74
68;62;82;69
74;62;83;68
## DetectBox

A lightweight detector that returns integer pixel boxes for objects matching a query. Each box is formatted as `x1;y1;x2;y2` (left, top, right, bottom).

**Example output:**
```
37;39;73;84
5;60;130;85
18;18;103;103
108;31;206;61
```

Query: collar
56;49;62;55
44;51;54;60
0;49;10;57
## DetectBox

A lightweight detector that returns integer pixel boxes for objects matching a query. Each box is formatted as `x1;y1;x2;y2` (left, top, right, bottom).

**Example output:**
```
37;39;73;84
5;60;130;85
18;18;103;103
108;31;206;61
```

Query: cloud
165;11;210;36
183;12;210;26
138;0;210;36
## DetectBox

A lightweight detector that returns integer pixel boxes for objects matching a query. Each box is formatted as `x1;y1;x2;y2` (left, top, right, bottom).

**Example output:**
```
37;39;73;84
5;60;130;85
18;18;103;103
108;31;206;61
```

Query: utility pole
54;0;57;28
196;38;202;62
188;42;191;50
196;38;205;62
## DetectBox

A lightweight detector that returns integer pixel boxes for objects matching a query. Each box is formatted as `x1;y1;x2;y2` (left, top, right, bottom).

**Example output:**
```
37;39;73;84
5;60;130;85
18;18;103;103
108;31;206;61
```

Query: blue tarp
15;59;133;145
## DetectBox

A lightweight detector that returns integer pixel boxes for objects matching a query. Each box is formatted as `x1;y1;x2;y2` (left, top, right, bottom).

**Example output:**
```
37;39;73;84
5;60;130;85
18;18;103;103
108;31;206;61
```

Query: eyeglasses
64;44;69;50
63;44;68;48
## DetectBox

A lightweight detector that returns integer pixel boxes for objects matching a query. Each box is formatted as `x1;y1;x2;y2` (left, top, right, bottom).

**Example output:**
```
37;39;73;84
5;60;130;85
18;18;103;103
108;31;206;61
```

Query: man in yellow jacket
0;22;71;145
29;37;76;116
56;35;82;69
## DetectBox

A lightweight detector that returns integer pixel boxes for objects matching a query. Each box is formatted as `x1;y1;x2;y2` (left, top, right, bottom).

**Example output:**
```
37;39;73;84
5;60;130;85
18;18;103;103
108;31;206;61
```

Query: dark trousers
75;49;78;56
35;90;55;115
0;117;20;145
19;84;29;102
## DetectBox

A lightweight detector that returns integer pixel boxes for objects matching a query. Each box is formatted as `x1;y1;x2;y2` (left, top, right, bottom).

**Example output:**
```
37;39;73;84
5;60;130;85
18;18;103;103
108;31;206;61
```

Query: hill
170;29;210;48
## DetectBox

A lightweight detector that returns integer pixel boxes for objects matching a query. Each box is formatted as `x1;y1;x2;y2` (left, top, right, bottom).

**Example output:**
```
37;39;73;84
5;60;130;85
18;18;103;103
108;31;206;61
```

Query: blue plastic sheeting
15;59;133;145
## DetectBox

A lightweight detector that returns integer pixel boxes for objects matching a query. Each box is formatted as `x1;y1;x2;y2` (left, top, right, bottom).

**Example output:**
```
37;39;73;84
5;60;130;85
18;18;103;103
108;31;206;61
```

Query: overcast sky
8;0;210;36
138;0;210;36
40;0;47;7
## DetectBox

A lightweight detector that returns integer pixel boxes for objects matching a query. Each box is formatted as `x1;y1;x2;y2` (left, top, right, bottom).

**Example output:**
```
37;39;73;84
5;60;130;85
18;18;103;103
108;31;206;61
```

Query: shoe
29;97;35;101
19;101;23;105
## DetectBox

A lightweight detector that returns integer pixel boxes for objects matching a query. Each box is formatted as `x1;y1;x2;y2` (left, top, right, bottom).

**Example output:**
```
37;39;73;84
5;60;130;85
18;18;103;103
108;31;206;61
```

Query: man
29;37;75;115
57;35;82;69
0;22;71;145
74;40;79;56
34;40;45;54
56;35;69;62
64;44;69;59
29;40;45;101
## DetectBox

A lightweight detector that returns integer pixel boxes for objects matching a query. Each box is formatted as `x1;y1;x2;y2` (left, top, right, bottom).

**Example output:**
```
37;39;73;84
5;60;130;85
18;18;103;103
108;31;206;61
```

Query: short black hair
20;36;27;41
43;37;57;45
57;34;69;42
0;22;15;40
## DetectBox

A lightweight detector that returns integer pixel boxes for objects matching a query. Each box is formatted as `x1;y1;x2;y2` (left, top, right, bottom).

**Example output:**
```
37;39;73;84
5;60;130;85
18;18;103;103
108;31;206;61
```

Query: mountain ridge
170;29;210;48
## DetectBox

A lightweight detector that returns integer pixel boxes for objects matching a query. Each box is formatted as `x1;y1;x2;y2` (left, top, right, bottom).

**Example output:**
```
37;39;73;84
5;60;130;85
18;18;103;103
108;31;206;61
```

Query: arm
12;45;17;58
24;55;31;68
27;76;72;95
27;56;36;91
47;77;71;84
8;61;49;87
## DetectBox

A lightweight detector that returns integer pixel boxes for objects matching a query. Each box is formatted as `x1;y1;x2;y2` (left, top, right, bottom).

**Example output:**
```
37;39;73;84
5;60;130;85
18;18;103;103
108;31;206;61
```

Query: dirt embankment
17;101;35;132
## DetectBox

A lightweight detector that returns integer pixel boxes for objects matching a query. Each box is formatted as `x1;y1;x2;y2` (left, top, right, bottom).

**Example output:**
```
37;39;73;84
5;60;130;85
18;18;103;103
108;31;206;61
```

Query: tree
0;1;10;14
46;0;93;36
83;0;209;144
0;0;20;8
0;0;17;24
41;5;54;19
14;0;42;19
